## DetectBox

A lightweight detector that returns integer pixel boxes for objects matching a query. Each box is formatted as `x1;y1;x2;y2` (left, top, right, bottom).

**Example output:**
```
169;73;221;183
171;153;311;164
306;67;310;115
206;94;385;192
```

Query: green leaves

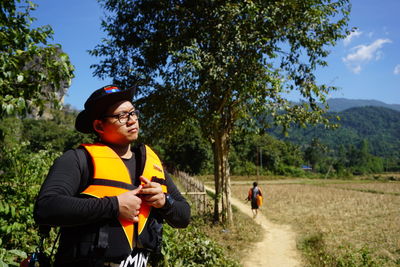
0;201;16;219
0;96;26;115
0;0;75;118
0;139;61;255
159;223;240;267
0;247;27;267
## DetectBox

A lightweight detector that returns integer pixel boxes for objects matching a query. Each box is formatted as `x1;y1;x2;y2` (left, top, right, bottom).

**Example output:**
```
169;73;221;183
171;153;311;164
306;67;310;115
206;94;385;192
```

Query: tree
345;140;384;175
304;138;328;170
140;119;213;175
333;144;348;176
91;0;351;223
0;0;74;117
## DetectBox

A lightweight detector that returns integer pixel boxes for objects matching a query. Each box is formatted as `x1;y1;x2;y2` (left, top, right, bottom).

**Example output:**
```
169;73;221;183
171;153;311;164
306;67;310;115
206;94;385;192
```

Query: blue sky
32;0;400;110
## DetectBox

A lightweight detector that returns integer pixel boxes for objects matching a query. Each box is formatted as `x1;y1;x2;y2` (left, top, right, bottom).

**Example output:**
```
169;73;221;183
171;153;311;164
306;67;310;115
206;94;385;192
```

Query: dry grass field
231;179;400;266
328;182;400;195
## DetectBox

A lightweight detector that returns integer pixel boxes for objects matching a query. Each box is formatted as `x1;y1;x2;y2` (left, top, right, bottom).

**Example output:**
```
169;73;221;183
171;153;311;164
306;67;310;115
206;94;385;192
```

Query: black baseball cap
75;85;135;133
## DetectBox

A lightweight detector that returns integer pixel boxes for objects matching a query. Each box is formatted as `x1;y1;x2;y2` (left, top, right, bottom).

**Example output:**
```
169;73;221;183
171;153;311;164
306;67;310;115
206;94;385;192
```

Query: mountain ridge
325;98;400;112
270;105;400;158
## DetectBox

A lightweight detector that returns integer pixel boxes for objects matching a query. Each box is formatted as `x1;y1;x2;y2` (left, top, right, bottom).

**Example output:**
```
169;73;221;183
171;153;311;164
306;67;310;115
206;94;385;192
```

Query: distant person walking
247;182;263;218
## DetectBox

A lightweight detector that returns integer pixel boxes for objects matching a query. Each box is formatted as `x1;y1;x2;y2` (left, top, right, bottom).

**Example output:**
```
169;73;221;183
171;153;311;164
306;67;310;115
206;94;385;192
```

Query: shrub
0;142;60;265
277;165;307;177
231;161;258;176
154;221;240;267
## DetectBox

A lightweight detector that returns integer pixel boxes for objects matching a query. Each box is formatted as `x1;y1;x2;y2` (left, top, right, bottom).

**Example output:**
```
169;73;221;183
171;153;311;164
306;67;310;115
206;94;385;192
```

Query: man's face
95;100;139;145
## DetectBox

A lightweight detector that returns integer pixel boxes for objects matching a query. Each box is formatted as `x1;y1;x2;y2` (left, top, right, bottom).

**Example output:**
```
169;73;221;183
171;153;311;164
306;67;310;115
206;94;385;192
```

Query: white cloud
352;65;362;74
342;38;392;74
343;29;362;46
394;65;400;75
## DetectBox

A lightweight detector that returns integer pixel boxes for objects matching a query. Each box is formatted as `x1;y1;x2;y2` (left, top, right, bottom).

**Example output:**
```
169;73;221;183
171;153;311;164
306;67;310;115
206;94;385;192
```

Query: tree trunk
212;142;221;222
213;129;233;224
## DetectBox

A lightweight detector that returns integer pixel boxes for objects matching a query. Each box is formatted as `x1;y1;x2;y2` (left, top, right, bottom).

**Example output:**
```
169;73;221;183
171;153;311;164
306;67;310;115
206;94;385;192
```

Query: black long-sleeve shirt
34;145;190;227
34;143;190;263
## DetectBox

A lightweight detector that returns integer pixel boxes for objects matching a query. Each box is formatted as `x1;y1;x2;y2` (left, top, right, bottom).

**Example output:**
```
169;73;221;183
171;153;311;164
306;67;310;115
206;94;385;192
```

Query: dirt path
205;185;302;267
230;196;302;267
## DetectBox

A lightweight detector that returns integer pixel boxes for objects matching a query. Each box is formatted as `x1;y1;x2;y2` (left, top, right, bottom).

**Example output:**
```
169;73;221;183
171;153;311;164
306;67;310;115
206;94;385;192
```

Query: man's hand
139;176;166;208
117;186;142;222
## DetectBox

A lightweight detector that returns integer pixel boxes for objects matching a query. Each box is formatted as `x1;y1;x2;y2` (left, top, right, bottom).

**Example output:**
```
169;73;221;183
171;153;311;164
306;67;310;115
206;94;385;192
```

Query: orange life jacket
248;187;262;200
248;187;263;207
80;143;167;249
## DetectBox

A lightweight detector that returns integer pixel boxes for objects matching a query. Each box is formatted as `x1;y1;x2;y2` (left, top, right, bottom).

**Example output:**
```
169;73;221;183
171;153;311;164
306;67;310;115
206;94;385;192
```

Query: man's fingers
139;176;151;184
141;194;157;202
131;185;142;194
140;187;159;194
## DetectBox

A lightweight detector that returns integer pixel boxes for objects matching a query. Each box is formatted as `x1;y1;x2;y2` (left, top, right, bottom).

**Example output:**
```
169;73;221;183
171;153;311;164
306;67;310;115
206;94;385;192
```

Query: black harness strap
91;224;109;267
91;179;136;190
150;177;166;185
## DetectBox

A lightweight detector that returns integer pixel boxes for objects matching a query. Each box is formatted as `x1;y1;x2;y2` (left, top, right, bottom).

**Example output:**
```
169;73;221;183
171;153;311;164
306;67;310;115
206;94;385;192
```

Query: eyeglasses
103;110;140;124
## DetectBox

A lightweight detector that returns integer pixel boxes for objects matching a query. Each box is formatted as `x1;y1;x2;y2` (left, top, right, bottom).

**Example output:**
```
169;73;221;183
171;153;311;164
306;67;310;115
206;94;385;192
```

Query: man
34;85;191;267
247;181;263;218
